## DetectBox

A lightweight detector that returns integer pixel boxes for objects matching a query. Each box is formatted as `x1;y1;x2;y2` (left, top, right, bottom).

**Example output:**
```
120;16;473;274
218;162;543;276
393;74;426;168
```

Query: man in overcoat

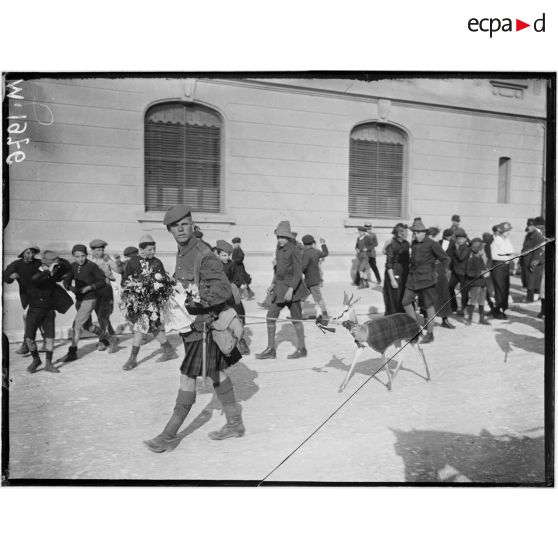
143;205;245;453
402;218;450;343
520;218;545;302
255;220;310;360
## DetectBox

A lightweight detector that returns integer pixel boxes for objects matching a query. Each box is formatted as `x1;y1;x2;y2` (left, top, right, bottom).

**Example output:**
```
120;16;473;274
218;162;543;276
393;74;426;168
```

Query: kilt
180;331;241;384
364;313;421;354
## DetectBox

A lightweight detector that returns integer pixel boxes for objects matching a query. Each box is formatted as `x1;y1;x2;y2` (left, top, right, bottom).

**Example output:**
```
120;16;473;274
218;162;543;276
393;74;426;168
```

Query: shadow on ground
392;428;545;483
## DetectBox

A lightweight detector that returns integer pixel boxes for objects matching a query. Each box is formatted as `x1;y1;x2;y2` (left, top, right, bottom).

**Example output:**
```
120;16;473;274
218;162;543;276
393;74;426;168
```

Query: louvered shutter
348;124;406;219
145;103;222;212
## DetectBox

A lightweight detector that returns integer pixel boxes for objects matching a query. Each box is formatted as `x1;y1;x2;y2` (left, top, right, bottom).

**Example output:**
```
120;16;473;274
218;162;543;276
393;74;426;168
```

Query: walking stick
202;321;207;380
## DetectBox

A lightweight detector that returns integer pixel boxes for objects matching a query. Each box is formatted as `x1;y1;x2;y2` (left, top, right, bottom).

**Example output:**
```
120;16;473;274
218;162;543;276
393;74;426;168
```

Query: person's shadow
493;327;545;361
174;362;259;442
392;428;545;483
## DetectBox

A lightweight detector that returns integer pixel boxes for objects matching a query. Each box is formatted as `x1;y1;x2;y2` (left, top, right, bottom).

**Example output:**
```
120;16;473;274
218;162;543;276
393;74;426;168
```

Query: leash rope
258;237;554;484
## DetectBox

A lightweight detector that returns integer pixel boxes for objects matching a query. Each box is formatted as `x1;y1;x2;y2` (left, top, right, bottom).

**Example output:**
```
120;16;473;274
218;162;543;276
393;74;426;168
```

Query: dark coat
521;229;545;291
383;237;411;315
230;247;252;286
355;235;375;260
272;241;309;303
27;258;72;310
450;243;470;276
301;243;328;288
63;260;107;301
405;237;450;291
3;258;43;308
465;252;488;288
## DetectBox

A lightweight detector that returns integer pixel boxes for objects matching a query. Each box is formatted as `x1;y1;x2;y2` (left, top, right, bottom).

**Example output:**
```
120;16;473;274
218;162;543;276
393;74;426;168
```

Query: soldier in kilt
144;206;244;453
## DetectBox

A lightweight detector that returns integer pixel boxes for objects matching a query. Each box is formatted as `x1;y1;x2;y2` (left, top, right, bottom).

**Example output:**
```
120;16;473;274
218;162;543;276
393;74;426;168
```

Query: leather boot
255;346;276;359
26;351;42;373
478;306;490;325
209;378;245;440
144;390;196;453
287;347;308;359
15;340;29;355
464;305;474;325
122;346;140;370
156;342;178;362
61;346;78;362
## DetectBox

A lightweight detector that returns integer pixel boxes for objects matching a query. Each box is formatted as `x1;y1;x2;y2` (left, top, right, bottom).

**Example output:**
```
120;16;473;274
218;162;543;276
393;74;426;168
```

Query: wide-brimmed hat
410;218;427;232
123;246;139;257
18;243;40;258
496;222;512;233
163;204;192;226
274;221;295;239
138;234;156;248
454;228;468;238
215;240;233;254
301;234;315;245
90;239;107;249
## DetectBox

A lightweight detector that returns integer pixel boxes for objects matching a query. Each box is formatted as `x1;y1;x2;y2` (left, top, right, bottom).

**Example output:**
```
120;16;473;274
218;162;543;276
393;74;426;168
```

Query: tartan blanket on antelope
363;313;421;354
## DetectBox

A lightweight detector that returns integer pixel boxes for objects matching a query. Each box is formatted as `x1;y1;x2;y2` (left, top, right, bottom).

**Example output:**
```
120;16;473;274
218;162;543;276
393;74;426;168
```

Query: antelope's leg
339;346;364;392
417;344;431;382
383;353;392;391
391;341;403;380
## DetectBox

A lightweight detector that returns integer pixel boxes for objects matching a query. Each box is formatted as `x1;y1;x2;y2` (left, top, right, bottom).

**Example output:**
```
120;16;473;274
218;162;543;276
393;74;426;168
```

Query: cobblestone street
5;278;548;484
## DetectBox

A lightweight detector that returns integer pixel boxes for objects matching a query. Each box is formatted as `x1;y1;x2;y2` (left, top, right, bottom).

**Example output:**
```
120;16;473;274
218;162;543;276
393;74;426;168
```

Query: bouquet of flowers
161;281;201;333
119;259;175;333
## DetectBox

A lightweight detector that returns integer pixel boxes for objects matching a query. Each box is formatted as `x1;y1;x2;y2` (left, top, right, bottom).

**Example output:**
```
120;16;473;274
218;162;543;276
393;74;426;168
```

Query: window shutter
348;124;406;219
145;103;221;213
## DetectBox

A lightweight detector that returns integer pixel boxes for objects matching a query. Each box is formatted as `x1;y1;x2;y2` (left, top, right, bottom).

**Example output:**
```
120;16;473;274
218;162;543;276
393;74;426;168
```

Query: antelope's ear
343;292;348;306
347;293;354;305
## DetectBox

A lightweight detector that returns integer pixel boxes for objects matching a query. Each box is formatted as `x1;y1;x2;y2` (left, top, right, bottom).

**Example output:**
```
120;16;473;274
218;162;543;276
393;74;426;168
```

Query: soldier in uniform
255;220;310;360
3;244;43;355
143;205;245;453
89;239;121;352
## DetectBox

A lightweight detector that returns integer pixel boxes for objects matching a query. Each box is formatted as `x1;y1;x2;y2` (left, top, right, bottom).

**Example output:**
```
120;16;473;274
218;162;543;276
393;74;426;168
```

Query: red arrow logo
516;19;530;31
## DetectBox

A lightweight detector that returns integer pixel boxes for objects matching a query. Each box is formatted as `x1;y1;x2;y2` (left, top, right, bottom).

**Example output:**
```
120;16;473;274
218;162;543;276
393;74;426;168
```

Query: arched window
145;102;222;212
348;123;407;219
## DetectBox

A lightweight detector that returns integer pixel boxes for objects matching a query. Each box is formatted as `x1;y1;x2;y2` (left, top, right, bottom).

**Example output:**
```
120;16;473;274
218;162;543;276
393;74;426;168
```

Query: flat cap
89;239;107;249
215;240;233;254
71;244;88;254
231;237;241;244
301;234;315;245
451;214;461;222
454;228;468;238
123;246;139;257
18;243;41;258
163;204;192;226
138;234;156;248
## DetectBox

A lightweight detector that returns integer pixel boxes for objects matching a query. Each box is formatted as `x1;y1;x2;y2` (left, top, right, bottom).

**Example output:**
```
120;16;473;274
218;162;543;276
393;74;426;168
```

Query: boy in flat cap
255;221;309;360
143;205;245;453
520;218;545;303
402;218;450;343
61;245;109;362
3;244;44;355
120;235;178;370
89;239;122;352
301;234;329;319
25;250;72;373
214;240;250;355
448;228;470;316
464;238;490;325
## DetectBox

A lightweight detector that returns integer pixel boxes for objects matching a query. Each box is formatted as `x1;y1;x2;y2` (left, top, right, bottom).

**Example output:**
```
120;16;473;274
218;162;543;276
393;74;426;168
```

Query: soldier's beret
163;204;192;226
90;239;108;248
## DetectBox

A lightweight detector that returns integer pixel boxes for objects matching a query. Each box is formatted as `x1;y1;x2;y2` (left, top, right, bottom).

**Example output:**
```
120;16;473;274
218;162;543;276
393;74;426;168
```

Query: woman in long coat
383;223;410;315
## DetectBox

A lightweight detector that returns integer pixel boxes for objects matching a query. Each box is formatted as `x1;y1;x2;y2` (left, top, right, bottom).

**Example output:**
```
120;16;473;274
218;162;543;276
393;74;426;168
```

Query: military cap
123;246;139;257
89;239;107;249
18;243;41;258
71;244;88;255
301;234;315;245
163;204;192;226
215;240;233;254
138;234;156;248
